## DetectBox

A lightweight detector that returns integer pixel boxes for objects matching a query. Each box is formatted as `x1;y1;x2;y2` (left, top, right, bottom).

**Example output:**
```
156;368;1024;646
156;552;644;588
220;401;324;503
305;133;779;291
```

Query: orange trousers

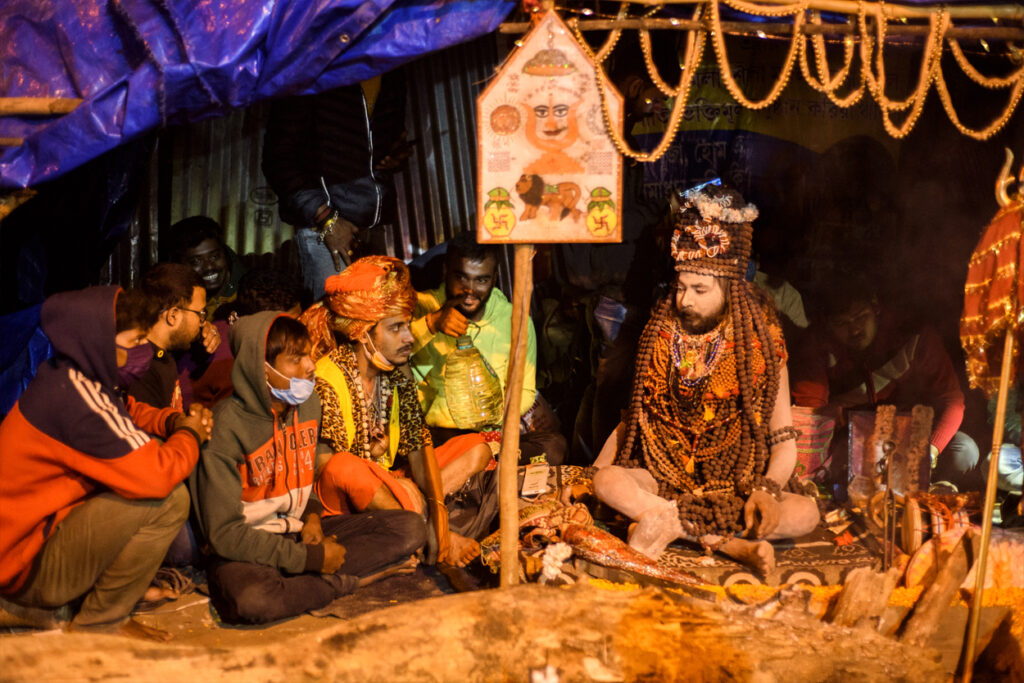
315;433;487;516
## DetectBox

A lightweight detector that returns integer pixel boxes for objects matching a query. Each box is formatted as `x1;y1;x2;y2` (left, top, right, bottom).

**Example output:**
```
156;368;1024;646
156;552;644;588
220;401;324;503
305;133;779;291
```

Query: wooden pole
499;244;534;587
961;327;1016;682
554;0;1024;21
0;97;82;116
500;18;1024;41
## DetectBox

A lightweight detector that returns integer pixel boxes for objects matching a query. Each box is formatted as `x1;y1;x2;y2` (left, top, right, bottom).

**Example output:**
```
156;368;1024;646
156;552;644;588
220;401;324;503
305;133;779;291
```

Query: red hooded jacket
0;287;200;594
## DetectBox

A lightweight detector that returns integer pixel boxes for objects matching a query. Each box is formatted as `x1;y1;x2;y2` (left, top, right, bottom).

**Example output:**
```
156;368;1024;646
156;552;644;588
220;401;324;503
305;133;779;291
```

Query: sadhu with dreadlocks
592;180;819;575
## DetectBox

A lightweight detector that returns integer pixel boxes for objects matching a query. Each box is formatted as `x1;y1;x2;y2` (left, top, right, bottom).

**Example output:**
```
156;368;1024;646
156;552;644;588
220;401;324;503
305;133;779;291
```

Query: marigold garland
560;0;1023;148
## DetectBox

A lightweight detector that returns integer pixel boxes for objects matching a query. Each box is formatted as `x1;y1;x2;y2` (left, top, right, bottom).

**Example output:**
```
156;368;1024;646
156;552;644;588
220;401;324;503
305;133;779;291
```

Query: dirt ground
0;581;951;683
0;565;456;651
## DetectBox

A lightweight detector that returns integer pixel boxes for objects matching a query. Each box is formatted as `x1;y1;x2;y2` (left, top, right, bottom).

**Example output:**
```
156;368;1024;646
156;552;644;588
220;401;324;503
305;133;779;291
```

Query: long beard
678;308;727;335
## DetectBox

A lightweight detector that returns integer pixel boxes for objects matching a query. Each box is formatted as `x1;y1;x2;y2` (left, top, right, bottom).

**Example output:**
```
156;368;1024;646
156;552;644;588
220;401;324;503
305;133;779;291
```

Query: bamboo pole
499;244;535;587
563;0;1024;21
961;327;1016;682
0;97;82;116
500;17;1024;40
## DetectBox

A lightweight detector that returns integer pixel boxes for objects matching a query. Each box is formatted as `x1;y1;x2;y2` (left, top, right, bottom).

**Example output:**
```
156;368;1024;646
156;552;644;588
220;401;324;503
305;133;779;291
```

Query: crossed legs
593;466;819;574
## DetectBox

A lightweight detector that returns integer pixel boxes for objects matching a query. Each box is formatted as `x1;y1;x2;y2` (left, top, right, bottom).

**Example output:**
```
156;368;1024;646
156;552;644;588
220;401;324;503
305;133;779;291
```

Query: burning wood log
901;529;979;647
829;565;902;629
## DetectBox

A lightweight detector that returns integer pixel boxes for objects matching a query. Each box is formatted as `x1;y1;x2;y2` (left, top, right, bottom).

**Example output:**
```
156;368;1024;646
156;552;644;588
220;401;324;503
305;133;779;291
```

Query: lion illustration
515;174;583;222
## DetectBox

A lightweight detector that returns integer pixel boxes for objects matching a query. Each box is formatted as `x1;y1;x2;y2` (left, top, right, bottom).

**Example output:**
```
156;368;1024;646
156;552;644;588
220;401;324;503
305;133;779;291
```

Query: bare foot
447;533;481;568
717;537;776;575
627;504;682;560
357;556;420;587
141;585;177;603
69;618;173;642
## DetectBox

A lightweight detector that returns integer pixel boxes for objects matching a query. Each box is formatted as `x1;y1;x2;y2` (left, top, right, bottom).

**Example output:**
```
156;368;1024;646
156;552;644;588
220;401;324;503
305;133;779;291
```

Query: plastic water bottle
444;335;504;429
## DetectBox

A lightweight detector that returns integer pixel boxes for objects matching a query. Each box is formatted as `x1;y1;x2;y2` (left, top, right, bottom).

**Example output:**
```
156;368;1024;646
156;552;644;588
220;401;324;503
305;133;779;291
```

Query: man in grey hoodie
191;312;426;624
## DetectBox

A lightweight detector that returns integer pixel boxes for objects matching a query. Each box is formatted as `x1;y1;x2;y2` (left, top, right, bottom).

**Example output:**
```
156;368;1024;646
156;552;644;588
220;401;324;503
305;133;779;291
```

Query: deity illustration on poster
477;11;623;244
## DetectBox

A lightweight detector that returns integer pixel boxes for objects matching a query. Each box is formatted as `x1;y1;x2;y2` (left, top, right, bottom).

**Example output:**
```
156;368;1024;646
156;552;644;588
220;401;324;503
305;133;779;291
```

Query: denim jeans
983;443;1023;494
289;176;382;300
933;430;982;491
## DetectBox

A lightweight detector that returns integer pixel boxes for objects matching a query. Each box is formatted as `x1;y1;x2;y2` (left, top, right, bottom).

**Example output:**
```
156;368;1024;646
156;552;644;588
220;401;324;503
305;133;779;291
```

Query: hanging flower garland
711;0;807;109
570;2;707;162
548;0;1024;151
798;11;865;107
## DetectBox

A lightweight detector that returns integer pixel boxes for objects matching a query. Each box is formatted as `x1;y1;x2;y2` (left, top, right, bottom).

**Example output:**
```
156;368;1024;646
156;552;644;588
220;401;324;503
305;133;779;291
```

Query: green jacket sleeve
411;290;442;354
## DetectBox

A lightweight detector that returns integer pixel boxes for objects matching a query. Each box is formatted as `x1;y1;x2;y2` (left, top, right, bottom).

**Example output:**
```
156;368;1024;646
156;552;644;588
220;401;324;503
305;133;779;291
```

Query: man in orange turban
299;256;491;567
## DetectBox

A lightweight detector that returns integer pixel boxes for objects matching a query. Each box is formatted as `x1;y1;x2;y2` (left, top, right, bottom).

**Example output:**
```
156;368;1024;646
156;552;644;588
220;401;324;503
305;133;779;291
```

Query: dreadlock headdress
299;256;416;361
618;179;786;538
670;178;757;279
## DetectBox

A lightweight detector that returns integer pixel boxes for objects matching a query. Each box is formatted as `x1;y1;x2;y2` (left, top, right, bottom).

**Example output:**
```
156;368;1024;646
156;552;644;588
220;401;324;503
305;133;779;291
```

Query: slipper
133;567;194;614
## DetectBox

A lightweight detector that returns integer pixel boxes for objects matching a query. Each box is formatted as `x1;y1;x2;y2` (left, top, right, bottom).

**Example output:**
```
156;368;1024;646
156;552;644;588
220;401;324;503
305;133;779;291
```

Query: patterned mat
655;525;879;587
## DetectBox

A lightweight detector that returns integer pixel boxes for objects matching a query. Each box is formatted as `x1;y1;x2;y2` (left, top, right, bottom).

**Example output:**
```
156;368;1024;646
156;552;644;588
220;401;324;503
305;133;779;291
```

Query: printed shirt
314;344;425;471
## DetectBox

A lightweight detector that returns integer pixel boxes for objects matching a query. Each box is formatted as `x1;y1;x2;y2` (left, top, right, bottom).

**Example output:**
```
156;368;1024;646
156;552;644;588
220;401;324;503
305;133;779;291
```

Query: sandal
133;567;194;613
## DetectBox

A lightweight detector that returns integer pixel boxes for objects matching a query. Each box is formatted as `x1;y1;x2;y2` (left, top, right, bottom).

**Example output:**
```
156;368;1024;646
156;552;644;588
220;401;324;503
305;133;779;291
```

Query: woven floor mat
655;525;879;587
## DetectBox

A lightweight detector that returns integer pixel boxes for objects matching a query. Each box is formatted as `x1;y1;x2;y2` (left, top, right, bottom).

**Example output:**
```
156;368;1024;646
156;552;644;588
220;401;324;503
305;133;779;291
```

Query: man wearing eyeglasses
129;263;222;411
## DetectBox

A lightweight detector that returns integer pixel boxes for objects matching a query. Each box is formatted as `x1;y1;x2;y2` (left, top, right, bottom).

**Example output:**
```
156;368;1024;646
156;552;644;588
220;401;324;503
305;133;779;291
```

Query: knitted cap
670;179;758;280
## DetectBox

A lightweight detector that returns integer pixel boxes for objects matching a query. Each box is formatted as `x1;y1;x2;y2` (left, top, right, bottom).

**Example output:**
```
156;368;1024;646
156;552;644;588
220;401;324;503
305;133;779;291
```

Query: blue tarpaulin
0;0;514;412
0;0;515;189
0;305;53;417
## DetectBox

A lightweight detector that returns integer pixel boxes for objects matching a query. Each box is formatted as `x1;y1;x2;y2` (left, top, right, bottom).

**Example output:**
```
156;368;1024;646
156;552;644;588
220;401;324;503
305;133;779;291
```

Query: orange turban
299;256;416;361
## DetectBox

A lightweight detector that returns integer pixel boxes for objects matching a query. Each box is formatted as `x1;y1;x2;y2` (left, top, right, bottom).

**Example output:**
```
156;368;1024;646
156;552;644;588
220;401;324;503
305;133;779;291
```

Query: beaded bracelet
752;477;783;501
766;425;800;447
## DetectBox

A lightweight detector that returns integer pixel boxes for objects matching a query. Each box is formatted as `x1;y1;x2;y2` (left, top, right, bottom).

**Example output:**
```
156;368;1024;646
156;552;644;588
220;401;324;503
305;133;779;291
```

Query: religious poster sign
476;11;623;244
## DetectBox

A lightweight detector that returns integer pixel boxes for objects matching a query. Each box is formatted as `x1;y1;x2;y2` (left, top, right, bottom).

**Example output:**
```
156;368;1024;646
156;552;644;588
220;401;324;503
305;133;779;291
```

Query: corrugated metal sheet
387;34;500;260
163;103;293;260
111;32;513;291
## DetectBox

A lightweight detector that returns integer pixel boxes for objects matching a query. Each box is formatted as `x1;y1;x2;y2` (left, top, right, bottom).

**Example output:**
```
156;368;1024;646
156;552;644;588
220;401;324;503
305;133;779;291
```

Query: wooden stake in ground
498;244;534;587
961;328;1016;681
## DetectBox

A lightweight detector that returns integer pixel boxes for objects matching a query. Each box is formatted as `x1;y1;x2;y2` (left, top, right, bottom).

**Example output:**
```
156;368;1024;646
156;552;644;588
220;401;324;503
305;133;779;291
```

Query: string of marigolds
570;3;706;161
558;0;1023;151
798;13;865;107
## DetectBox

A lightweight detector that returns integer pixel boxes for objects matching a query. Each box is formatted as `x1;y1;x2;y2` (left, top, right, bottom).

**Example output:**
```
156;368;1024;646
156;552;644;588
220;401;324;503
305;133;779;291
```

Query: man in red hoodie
0;286;212;641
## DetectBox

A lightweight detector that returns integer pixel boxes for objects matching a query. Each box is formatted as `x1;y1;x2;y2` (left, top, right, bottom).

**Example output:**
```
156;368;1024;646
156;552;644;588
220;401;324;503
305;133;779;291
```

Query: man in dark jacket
262;71;409;299
129;263;221;411
191;312;426;624
0;286;212;640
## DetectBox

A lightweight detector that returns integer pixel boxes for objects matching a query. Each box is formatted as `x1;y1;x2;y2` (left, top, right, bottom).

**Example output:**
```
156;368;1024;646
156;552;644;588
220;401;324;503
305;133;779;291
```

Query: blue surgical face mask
116;342;153;387
265;362;315;405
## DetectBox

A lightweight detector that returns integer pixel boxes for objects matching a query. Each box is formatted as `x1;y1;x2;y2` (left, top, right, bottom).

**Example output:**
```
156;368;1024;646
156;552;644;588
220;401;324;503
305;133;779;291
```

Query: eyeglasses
180;307;208;323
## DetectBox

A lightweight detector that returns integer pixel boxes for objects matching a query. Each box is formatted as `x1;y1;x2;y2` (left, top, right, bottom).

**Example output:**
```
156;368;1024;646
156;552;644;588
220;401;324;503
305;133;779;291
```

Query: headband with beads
670;179;758;280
